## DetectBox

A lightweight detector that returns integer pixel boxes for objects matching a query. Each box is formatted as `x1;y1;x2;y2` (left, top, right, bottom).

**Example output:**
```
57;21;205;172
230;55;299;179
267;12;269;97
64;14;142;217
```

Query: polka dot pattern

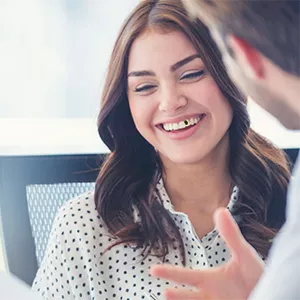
32;182;239;299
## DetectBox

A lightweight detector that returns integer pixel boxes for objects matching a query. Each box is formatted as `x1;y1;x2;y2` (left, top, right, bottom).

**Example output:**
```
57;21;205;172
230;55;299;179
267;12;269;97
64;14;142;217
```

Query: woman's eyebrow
170;54;201;72
128;70;156;77
127;54;201;77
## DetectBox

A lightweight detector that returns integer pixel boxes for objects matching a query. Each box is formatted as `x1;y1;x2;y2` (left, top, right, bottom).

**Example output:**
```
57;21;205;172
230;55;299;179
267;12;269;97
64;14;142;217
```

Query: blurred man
151;1;300;299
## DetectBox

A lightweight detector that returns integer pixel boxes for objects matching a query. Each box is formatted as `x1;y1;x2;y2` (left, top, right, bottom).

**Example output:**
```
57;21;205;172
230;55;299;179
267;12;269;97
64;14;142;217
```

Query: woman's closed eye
133;70;205;94
180;69;205;82
134;84;157;94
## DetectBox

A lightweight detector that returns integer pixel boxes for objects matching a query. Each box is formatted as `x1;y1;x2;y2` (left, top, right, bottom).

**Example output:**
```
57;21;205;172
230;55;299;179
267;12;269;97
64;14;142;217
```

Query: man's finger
151;264;218;287
214;208;250;259
164;287;207;300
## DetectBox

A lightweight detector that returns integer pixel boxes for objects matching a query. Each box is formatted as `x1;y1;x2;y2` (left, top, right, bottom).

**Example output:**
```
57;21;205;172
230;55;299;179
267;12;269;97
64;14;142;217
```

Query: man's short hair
184;0;300;76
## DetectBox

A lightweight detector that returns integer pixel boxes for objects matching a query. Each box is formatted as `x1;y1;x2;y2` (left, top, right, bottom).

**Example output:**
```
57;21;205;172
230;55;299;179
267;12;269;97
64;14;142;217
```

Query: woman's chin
160;150;208;166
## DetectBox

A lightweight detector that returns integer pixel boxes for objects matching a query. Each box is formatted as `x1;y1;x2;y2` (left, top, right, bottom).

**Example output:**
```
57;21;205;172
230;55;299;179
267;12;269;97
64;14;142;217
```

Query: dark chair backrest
0;154;104;285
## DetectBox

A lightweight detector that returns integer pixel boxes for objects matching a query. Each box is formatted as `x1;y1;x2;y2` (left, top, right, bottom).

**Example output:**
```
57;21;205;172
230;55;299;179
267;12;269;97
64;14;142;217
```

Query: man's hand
151;208;264;300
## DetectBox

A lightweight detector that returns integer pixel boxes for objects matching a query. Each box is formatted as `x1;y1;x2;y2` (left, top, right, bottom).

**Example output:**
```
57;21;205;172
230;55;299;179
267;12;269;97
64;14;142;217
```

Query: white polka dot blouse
32;179;239;300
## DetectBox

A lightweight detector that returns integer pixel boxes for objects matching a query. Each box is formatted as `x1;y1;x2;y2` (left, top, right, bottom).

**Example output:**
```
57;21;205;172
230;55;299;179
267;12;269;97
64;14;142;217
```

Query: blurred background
0;0;299;274
0;0;138;273
1;0;300;156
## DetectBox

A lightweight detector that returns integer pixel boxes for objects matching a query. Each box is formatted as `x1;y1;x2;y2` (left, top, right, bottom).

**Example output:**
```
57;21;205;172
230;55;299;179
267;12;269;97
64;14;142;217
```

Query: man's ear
226;35;265;79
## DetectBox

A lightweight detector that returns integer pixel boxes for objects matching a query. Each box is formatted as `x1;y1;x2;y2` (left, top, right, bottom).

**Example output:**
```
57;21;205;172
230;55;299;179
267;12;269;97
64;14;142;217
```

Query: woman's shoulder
32;191;115;298
56;190;98;222
50;190;112;247
36;191;114;273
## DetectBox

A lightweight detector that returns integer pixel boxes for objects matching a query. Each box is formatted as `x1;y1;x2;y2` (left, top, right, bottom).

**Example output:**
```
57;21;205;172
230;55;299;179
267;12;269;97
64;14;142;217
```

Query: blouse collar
155;178;239;213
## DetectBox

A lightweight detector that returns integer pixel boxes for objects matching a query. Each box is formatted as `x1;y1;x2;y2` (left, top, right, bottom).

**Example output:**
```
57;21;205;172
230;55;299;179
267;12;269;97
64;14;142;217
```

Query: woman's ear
226;35;265;80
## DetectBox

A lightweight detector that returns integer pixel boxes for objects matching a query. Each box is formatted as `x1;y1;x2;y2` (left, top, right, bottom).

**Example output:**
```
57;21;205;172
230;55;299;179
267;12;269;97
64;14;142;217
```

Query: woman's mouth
157;114;206;140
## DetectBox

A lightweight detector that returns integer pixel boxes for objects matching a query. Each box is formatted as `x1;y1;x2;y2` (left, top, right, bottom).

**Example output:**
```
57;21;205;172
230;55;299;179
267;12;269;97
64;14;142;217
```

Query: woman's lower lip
158;116;205;140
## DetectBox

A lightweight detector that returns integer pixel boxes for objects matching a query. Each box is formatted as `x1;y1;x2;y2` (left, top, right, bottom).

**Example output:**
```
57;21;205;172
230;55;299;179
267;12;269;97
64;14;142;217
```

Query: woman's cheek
129;97;157;135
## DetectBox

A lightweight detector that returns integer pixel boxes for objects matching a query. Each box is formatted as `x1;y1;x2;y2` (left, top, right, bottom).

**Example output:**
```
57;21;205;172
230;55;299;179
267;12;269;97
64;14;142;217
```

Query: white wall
0;0;139;119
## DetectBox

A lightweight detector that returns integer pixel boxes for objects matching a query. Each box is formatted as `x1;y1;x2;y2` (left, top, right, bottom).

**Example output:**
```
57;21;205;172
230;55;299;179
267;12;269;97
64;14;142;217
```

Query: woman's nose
158;88;188;114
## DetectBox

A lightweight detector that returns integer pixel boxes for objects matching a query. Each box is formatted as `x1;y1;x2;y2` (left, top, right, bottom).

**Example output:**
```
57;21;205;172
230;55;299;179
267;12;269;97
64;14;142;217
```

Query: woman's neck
160;136;232;214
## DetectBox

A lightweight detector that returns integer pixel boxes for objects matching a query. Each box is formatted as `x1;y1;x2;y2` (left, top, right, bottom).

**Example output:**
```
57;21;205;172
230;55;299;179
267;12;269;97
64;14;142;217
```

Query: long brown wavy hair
95;0;291;261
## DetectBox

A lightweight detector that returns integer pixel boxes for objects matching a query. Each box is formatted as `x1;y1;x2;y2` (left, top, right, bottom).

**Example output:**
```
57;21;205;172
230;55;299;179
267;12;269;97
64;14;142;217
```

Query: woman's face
127;30;233;165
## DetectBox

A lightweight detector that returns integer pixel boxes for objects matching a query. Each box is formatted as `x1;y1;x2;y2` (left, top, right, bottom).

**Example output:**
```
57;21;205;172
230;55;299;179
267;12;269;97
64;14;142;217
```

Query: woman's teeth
162;115;204;132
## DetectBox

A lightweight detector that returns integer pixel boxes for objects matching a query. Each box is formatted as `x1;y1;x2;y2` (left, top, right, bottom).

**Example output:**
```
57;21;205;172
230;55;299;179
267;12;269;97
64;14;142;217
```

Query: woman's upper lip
155;113;205;126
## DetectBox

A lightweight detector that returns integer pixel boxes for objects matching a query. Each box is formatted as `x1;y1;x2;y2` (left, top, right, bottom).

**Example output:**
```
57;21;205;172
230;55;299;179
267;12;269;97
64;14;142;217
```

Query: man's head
182;0;300;129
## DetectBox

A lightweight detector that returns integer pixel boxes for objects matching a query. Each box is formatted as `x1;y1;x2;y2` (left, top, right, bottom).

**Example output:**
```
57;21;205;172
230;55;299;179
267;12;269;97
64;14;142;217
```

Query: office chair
0;154;104;285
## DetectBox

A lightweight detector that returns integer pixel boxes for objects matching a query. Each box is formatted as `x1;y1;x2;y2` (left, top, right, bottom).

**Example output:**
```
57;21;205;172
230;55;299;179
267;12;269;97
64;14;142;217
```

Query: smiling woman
127;30;233;164
32;0;291;299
